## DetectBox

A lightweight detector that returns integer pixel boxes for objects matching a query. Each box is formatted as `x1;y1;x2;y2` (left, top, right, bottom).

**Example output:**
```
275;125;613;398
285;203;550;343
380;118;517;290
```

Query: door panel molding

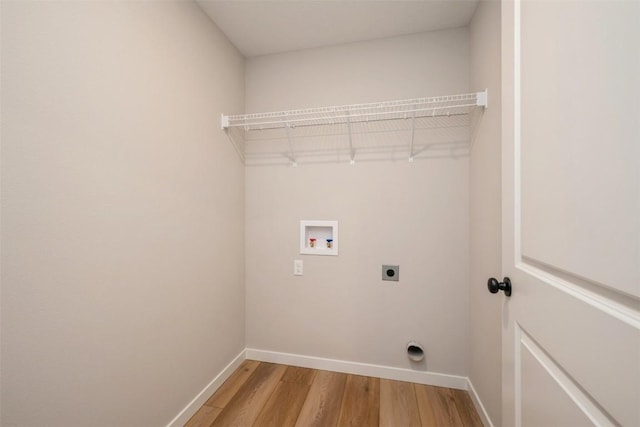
516;324;616;427
517;0;640;297
514;0;639;309
517;259;640;329
515;282;638;426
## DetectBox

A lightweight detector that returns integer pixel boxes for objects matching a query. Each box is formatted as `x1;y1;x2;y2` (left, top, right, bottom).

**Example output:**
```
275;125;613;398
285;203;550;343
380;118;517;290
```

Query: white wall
469;1;503;425
245;29;472;376
0;2;245;426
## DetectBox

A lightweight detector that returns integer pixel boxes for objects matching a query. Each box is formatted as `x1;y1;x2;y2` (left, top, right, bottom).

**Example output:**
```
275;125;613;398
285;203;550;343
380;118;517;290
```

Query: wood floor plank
184;405;222;427
379;379;421;427
294;370;347;427
204;359;260;409
439;387;466;427
253;381;311;427
210;362;287;427
282;366;317;385
451;389;484;426
337;374;380;427
414;383;438;427
188;361;483;427
415;384;464;427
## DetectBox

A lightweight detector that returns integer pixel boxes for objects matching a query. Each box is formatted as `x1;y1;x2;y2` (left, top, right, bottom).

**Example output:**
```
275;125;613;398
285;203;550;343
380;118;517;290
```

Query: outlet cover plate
382;265;399;281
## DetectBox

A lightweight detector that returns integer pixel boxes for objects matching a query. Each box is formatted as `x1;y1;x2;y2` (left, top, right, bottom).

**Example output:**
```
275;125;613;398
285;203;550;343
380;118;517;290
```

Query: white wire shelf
221;90;487;166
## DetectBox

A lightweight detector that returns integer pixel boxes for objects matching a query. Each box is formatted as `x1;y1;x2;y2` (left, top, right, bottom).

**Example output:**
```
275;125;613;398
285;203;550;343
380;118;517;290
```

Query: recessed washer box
300;220;338;256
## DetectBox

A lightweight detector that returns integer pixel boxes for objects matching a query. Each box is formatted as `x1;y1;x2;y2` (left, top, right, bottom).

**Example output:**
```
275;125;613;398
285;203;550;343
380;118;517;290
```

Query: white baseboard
168;348;496;427
467;378;495;427
245;348;468;390
166;349;246;427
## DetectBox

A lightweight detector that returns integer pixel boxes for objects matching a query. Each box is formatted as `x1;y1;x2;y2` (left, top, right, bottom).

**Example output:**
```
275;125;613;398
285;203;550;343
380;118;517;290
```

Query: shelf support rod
409;110;416;162
285;122;297;167
223;128;245;163
347;111;355;164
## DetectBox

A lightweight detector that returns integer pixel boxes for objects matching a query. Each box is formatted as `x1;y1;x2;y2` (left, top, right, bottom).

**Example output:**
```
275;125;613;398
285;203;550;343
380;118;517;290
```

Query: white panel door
501;1;640;426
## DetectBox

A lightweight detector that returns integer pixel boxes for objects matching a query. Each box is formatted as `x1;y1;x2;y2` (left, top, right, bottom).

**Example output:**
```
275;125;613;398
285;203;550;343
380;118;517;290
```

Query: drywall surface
245;29;471;376
0;2;245;425
469;1;502;425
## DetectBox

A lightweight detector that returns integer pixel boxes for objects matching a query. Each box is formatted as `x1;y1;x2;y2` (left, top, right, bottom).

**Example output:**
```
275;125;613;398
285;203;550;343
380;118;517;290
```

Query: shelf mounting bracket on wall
476;89;488;108
221;114;245;162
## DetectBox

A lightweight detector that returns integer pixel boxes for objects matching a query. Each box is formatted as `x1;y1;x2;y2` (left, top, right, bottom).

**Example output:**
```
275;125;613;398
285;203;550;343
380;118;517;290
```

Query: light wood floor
185;360;483;427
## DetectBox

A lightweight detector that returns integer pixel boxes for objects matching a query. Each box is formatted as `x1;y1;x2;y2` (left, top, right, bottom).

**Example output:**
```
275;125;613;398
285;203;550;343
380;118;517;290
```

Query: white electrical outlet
294;260;303;276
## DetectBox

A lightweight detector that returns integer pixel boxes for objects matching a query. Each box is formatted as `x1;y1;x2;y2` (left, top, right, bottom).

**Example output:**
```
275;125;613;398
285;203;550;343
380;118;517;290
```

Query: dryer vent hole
407;342;425;362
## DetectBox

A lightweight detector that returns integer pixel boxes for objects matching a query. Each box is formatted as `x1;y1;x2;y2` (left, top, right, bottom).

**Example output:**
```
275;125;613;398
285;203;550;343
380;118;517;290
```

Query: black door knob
487;277;512;297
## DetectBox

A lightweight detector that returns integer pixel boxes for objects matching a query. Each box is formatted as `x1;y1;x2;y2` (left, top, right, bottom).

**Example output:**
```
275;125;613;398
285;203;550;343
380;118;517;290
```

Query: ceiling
197;1;479;57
